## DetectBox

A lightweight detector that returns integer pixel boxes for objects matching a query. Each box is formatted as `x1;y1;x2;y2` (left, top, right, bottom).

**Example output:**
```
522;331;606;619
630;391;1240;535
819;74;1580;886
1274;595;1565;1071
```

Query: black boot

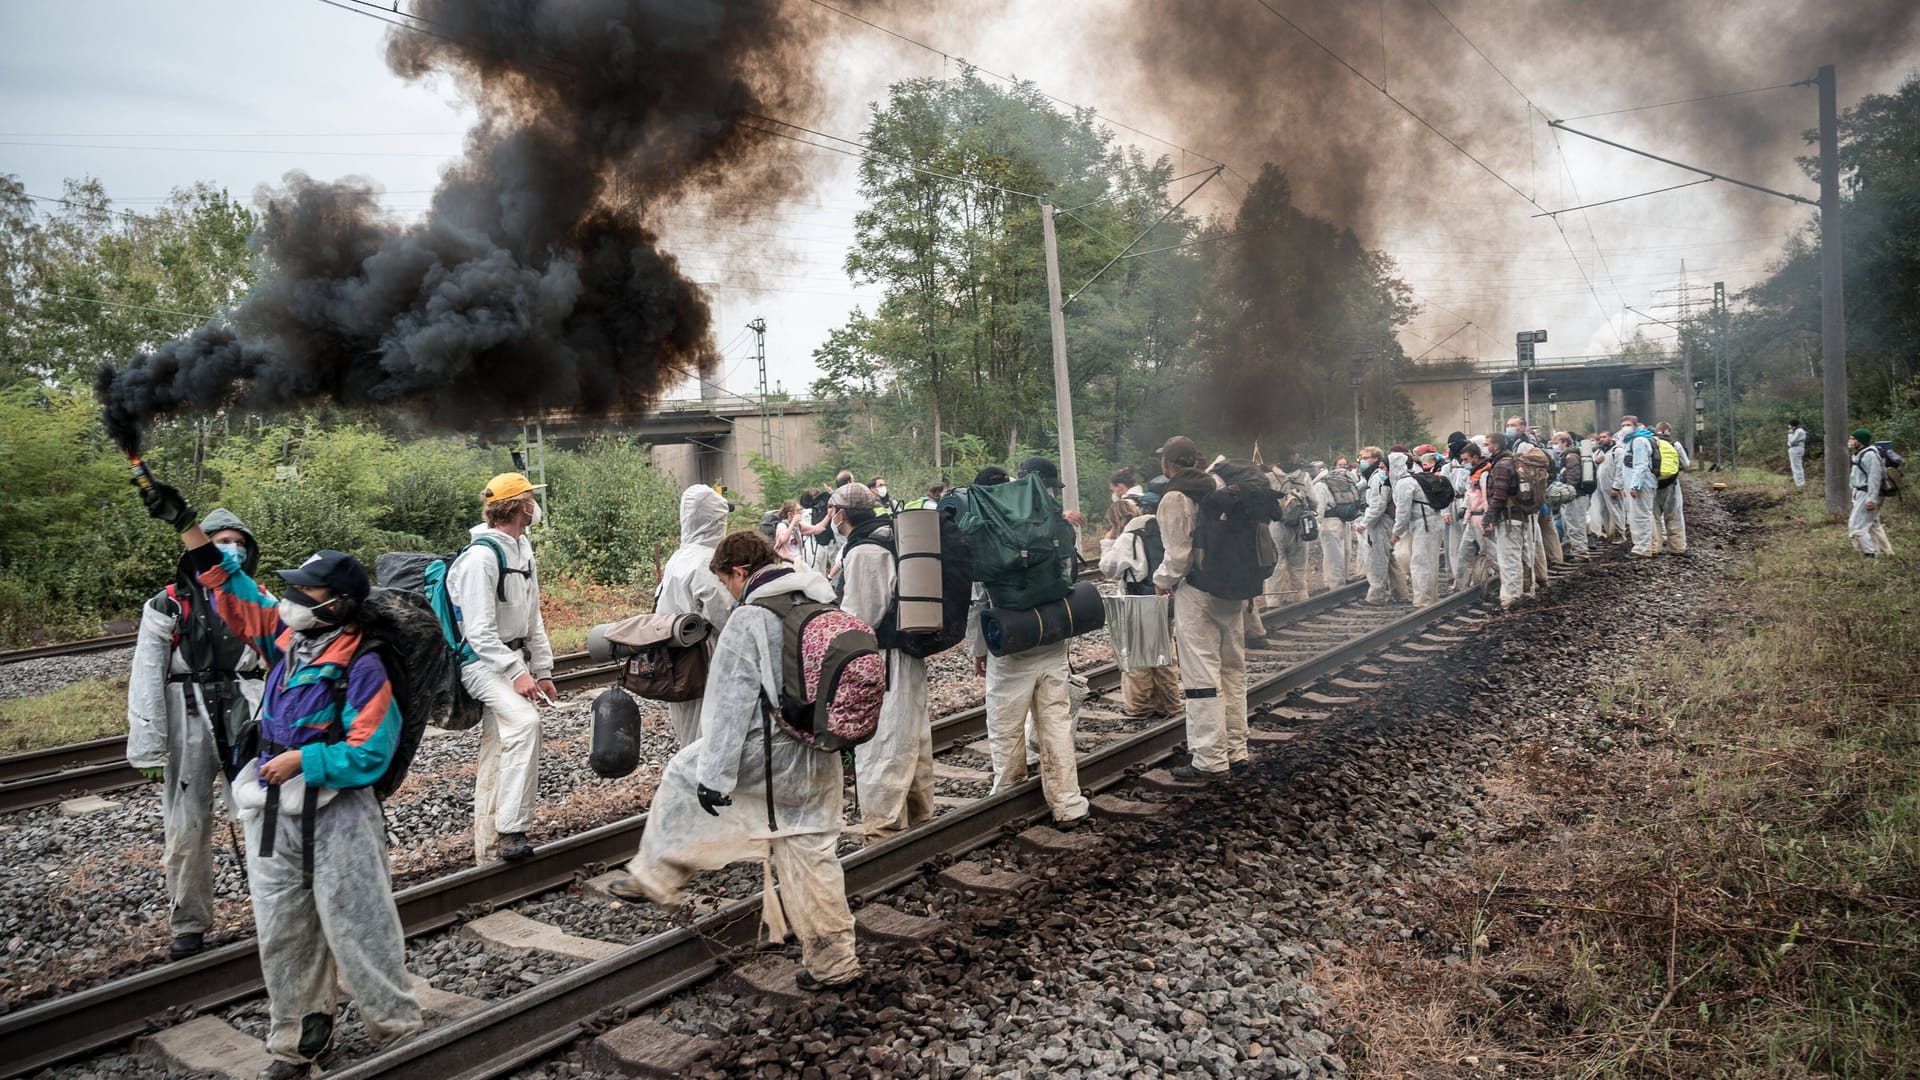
499;832;535;861
168;932;205;961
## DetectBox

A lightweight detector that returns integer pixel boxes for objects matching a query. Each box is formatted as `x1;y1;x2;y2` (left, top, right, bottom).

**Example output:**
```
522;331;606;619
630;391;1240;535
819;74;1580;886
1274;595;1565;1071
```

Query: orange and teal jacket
198;549;400;790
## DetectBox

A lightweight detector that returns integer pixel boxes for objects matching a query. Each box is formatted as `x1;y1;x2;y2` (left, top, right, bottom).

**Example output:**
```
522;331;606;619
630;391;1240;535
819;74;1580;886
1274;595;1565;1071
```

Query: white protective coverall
1386;453;1418;601
1561;442;1592;558
126;521;266;939
1154;483;1249;775
1621;429;1659;556
1849;447;1886;556
1486;455;1532;607
1357;462;1403;603
1439;458;1471;587
448;523;555;862
840;530;934;838
1788;426;1808;486
1391;467;1445;605
654;485;736;746
1652;439;1690;553
1263;466;1314;607
1592;443;1620;542
624;567;860;984
1310;469;1349;591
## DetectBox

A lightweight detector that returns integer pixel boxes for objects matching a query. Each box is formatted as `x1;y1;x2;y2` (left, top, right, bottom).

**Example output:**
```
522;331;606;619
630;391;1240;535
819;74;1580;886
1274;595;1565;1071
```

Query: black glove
696;784;732;817
138;478;197;533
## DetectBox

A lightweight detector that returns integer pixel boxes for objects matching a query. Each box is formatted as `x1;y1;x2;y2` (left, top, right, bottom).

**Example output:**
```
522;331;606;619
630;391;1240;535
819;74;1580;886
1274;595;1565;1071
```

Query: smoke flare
96;0;820;453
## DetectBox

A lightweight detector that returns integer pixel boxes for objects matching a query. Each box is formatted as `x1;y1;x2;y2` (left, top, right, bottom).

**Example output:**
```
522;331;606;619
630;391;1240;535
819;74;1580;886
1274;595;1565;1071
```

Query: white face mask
279;597;323;632
525;500;543;528
874;486;888;498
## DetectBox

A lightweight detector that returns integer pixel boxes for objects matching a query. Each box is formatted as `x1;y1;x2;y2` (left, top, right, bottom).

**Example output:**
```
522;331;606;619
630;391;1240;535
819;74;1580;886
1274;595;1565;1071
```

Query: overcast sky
3;1;1915;402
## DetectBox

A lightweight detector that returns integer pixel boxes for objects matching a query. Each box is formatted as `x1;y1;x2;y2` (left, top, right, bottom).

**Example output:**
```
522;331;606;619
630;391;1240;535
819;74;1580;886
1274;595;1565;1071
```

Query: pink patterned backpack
749;591;885;752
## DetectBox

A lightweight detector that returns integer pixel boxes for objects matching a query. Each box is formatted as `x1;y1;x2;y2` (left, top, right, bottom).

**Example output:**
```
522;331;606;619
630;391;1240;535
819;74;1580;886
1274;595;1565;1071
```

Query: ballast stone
58;794;119;817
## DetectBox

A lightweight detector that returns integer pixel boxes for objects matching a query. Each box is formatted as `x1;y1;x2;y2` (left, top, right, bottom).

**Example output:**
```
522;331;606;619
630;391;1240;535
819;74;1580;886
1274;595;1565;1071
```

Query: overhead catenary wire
1530;177;1716;218
1558;81;1806;123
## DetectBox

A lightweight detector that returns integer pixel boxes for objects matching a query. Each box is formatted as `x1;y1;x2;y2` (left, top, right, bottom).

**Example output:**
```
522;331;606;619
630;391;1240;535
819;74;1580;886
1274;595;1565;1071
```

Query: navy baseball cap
1017;455;1063;489
276;549;372;601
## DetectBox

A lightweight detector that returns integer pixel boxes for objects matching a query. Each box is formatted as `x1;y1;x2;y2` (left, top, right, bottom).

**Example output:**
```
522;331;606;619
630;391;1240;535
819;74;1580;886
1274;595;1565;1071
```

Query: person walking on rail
126;507;268;962
135;474;421;1078
607;530;862;991
448;473;557;864
656;484;736;745
1152;436;1252;782
835;482;936;839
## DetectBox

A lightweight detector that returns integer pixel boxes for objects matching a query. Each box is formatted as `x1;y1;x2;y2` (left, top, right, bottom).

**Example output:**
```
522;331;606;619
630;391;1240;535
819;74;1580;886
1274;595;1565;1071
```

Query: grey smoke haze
98;0;822;452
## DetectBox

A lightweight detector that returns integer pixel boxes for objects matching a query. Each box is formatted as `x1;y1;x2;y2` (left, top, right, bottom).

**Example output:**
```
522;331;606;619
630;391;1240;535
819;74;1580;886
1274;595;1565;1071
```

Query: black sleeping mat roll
981;581;1106;656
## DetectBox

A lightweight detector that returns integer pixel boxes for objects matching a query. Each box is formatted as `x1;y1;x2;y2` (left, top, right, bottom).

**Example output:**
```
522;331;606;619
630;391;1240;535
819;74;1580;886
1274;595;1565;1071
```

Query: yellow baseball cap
481;472;547;503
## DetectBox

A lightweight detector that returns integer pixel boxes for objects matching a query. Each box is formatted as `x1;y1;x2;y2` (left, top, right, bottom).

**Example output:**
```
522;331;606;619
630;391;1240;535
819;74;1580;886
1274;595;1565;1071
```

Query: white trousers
245;787;421;1065
1399;518;1443;605
1653;484;1688;553
1493;519;1530;606
1318;520;1348;590
853;652;933;838
1264;523;1311;605
1173;590;1248;773
1789;446;1806;486
1561;496;1590;556
462;664;543;862
983;641;1090;823
1364;527;1405;602
1625;488;1658;555
161;698;234;937
1850;491;1883;555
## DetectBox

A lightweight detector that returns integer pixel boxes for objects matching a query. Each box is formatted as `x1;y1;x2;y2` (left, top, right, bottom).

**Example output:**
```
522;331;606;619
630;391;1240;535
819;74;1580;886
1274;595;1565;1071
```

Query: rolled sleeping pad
374;551;439;592
589;688;642;779
587;611;708;661
892;506;943;633
981;580;1106;657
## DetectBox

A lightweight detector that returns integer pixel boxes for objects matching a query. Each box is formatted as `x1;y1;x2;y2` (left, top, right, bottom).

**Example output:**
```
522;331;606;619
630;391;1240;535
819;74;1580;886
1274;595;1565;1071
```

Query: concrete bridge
1399;353;1694;446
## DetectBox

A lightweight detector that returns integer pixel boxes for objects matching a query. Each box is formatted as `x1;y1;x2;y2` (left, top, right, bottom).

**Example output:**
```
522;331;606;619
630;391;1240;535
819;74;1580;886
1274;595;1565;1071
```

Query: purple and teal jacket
198;552;400;790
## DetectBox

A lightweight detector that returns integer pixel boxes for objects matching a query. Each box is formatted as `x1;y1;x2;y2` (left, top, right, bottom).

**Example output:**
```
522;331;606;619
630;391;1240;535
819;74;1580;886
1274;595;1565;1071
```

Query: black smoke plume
97;0;820;454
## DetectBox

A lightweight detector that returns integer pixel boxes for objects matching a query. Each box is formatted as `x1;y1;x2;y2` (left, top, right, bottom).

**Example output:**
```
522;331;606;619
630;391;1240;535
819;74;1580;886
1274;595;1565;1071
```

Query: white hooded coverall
1621;431;1659;556
1439;459;1471;586
1592;444;1620;541
1391;470;1444;605
1357;464;1403;603
840;533;934;838
448;524;555;862
1850;447;1886;556
1263;467;1314;606
1310;471;1349;591
1099;516;1181;716
1652;439;1689;553
1788;426;1808;487
624;567;860;984
969;590;1091;824
127;583;264;938
1154;485;1249;775
655;485;736;746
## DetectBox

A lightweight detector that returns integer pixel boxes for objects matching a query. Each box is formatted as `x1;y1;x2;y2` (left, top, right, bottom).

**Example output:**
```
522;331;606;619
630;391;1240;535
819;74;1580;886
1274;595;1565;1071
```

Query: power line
38;292;216;320
1530;177;1715;218
800;0;1252;187
1559;81;1805;122
1246;0;1541;209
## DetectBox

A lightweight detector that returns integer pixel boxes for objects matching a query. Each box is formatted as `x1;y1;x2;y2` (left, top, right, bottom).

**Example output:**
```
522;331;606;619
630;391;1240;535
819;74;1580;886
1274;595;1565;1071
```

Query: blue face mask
216;542;248;565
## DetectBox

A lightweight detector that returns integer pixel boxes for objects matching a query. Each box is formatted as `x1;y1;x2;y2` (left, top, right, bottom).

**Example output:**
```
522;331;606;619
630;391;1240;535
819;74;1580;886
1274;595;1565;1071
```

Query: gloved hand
139;766;165;782
696;784;732;817
137;478;197;533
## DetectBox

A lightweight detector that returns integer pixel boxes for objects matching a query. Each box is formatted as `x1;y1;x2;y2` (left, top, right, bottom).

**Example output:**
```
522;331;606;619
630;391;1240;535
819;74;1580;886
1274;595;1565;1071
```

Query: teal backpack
958;473;1078;611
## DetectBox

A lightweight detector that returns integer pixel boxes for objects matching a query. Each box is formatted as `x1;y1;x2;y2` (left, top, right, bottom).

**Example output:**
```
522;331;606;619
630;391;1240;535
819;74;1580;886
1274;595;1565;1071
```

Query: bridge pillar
1605;389;1626;429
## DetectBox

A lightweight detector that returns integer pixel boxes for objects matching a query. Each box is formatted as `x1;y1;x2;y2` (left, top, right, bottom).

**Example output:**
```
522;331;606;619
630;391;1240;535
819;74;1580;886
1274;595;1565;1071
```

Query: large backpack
958;474;1077;611
1511;448;1552;514
1322;471;1364;521
1125;517;1166;596
1273;469;1313;527
1189;460;1281;601
1868;444;1904;498
749;589;884;753
756;510;783;545
1412;470;1455;511
376;537;529;731
1628;433;1664;483
845;514;975;658
1654;436;1682;486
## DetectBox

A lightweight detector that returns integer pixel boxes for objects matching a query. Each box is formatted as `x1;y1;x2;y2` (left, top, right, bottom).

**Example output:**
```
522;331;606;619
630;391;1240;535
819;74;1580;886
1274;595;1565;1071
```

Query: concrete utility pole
1678;261;1694;456
1039;198;1080;515
1817;64;1849;515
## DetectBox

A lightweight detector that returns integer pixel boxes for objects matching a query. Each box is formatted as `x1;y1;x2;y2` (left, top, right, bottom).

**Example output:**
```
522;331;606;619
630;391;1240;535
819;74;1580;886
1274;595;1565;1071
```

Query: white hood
679;485;732;547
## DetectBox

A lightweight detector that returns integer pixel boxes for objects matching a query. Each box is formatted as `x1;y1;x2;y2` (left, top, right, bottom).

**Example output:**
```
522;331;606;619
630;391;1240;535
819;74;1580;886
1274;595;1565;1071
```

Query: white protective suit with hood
1652;438;1690;553
1357;461;1401;603
840;524;934;838
1849;445;1886;555
1620;426;1659;556
1788;426;1808;486
968;583;1091;825
1391;463;1445;605
1309;468;1348;592
1263;465;1313;607
654;485;736;745
448;522;555;862
126;508;266;939
624;566;860;984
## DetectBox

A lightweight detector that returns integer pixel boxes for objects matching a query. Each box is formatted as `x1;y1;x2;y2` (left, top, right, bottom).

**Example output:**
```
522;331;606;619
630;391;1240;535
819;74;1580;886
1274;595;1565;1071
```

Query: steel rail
328;586;1486;1080
0;633;139;666
0;583;1383;1074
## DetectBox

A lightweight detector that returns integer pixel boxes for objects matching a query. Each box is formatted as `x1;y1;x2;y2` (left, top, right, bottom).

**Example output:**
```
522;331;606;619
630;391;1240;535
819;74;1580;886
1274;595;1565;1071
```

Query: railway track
0;576;1481;1078
0;650;626;815
0;633;139;666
